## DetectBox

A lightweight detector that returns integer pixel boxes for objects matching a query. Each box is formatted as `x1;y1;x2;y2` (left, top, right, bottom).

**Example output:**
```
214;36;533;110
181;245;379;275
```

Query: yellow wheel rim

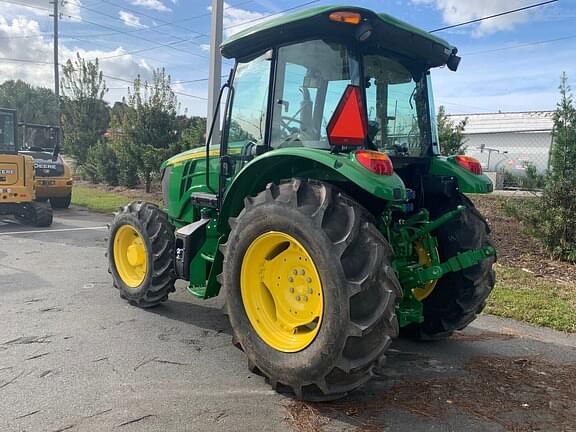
412;241;438;301
241;231;324;353
113;225;148;288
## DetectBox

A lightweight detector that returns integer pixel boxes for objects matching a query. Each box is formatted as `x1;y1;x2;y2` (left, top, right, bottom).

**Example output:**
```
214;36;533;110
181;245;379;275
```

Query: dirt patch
471;195;576;284
285;356;576;432
450;330;517;342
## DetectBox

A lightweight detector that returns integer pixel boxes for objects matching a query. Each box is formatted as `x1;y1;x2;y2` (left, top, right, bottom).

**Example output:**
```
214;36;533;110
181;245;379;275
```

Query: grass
485;265;576;333
71;185;161;214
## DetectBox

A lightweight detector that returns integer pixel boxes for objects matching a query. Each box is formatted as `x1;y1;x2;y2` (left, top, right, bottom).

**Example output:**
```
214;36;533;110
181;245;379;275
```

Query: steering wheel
280;116;303;136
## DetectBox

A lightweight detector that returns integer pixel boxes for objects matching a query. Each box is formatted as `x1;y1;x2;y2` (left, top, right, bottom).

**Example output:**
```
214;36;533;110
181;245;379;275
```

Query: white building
447;111;554;173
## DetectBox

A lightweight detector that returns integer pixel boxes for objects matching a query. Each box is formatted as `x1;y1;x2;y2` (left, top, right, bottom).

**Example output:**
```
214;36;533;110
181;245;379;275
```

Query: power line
73;1;207;47
92;0;213;36
73;16;207;57
429;0;559;33
102;73;208;100
0;0;203;57
190;0;320;41
0;0;50;11
58;0;254;40
465;33;576;55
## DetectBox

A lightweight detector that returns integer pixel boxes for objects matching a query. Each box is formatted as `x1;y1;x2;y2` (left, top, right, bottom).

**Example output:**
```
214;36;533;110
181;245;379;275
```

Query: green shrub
513;73;576;262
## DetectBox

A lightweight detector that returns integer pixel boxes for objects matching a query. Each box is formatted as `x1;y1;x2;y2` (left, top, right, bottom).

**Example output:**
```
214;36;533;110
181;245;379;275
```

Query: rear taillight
455;155;482;175
354;150;394;176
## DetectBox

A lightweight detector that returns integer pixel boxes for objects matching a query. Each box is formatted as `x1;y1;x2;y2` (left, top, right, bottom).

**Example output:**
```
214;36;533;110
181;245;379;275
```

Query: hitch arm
398;245;496;290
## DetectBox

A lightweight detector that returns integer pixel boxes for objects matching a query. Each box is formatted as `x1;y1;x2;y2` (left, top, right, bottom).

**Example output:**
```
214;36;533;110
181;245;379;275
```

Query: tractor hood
221;5;460;71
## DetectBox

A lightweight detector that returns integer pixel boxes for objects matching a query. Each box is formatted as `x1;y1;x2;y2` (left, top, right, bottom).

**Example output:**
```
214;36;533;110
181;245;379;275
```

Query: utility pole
50;0;61;147
206;0;223;145
51;0;60;103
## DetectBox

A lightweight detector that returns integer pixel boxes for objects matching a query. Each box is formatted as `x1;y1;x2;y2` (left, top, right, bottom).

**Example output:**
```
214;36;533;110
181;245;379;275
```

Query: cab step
190;192;218;209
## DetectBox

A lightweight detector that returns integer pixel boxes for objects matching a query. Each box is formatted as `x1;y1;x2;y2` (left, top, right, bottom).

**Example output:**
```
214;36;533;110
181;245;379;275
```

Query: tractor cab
18;123;73;209
218;7;458;159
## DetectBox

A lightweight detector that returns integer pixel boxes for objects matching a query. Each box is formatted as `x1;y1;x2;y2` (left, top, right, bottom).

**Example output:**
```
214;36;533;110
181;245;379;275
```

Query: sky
0;0;575;117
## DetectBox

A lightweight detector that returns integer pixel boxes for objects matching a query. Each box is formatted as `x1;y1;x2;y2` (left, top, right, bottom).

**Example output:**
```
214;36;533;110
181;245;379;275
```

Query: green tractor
108;7;496;400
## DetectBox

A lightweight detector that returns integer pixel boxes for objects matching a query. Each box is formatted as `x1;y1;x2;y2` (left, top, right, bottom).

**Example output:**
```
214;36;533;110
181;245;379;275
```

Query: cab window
270;40;360;149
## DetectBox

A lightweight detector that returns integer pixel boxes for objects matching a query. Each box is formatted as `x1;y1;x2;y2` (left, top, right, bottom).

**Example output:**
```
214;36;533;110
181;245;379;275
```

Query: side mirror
52;142;60;162
220;155;234;178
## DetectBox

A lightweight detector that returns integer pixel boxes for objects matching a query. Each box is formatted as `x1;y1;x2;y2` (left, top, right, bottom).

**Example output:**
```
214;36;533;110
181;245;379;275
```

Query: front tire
16;201;53;227
222;180;401;400
108;201;176;308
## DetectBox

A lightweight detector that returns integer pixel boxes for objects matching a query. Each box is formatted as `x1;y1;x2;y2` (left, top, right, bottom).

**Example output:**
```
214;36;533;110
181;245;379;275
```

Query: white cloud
413;0;538;36
0;16;152;103
0;0;82;21
199;44;210;52
208;2;268;38
119;11;147;29
130;0;171;12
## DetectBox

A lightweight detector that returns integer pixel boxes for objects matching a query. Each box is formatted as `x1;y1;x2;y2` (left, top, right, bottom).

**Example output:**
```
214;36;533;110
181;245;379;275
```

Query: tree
177;115;206;149
82;141;119;185
437;105;468;156
534;73;576;262
111;69;179;192
60;53;110;163
0;80;59;124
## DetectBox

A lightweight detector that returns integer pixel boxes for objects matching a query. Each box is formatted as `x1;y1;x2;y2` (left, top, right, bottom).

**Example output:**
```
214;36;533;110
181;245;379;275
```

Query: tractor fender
205;147;407;298
217;147;407;234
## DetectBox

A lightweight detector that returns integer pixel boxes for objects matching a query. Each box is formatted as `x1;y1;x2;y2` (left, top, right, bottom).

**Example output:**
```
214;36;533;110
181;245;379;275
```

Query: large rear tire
222;180;401;400
408;193;496;339
108;201;176;308
50;194;71;209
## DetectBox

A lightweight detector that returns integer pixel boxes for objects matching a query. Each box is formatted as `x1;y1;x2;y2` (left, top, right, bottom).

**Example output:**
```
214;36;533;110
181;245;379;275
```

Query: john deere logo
0;169;15;175
35;163;57;170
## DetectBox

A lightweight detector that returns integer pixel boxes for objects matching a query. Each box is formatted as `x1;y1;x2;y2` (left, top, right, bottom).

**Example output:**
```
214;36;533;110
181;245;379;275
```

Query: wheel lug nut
303;296;308;302
292;269;298;275
289;287;294;293
299;269;305;275
306;277;312;283
288;277;294;282
308;288;313;294
296;295;301;301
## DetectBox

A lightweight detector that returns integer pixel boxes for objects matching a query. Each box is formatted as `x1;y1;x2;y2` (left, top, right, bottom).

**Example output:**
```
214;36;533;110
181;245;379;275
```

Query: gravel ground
1;207;575;432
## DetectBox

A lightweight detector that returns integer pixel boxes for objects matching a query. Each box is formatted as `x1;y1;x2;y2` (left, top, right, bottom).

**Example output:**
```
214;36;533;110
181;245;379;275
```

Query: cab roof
221;6;459;70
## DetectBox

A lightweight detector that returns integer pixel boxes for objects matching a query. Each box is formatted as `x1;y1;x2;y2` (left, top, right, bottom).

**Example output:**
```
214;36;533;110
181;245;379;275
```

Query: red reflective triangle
326;85;368;146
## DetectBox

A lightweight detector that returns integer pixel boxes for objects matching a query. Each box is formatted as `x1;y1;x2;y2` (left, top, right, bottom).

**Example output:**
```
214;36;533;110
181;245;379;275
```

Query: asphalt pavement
1;207;575;432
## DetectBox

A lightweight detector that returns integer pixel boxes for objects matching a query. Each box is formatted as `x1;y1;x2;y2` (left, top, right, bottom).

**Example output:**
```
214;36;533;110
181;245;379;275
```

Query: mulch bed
471;195;576;285
285;356;576;432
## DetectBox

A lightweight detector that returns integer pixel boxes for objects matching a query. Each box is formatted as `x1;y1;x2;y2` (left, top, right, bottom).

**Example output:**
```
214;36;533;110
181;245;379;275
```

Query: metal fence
463;129;552;190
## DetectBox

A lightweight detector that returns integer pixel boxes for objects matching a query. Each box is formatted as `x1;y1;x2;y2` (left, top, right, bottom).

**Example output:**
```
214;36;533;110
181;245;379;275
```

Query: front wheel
222;180;401;400
16;201;53;227
108;201;176;308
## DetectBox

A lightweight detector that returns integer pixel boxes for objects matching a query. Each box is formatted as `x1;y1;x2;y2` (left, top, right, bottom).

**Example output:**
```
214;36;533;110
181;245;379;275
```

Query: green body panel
216;147;407;233
429;156;493;194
